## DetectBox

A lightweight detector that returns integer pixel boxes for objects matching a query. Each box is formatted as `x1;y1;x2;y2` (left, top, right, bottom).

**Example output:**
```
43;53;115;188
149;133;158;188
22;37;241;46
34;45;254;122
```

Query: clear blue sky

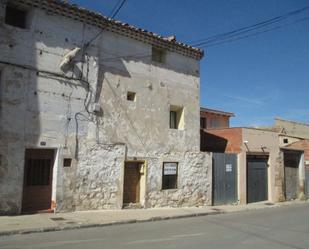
72;0;309;127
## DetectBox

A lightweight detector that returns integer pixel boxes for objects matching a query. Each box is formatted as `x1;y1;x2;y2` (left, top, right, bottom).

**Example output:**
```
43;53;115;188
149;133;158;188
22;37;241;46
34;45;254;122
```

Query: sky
71;0;309;127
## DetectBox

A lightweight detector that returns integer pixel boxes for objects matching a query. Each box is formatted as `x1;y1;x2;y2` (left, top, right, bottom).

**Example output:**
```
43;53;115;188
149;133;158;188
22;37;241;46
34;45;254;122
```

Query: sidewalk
0;200;308;237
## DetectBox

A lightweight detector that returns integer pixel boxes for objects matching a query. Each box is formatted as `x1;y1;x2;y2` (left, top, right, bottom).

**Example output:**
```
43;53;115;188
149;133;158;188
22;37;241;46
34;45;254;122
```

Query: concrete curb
0;201;307;237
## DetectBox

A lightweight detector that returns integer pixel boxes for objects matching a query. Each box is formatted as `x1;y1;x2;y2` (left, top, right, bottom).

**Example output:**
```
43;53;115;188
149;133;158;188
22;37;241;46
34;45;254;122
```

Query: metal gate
212;153;237;205
284;151;300;200
247;155;268;203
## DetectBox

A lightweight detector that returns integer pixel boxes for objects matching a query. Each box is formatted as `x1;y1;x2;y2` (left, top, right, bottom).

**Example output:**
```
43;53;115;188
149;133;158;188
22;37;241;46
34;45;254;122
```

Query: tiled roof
200;107;235;117
16;0;204;60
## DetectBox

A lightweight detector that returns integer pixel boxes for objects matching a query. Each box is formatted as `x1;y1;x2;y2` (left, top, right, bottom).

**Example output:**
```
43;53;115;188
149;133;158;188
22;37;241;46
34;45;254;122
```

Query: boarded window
5;5;28;29
26;159;51;185
152;47;166;63
162;162;178;189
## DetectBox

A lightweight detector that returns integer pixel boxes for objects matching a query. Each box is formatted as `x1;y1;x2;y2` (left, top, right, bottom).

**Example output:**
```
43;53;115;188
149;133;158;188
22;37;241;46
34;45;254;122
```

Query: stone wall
146;152;212;208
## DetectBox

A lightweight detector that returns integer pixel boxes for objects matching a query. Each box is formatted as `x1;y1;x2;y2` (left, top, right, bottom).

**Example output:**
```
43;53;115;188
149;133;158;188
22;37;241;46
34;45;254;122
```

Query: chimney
166;35;176;42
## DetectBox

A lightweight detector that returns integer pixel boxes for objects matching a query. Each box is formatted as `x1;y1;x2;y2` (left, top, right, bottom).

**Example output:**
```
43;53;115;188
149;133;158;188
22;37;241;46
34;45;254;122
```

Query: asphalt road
1;203;309;249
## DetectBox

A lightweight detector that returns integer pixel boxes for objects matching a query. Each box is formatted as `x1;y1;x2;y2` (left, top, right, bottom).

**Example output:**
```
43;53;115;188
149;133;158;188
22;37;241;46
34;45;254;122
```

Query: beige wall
275;118;309;139
238;128;283;204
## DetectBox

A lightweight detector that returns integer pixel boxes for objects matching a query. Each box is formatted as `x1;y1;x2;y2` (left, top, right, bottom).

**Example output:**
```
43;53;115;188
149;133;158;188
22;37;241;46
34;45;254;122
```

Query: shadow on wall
200;130;228;153
0;3;40;214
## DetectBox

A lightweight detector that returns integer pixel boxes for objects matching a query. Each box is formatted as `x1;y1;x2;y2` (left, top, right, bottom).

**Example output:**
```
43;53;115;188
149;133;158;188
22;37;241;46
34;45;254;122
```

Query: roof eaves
200;107;235;117
17;0;204;60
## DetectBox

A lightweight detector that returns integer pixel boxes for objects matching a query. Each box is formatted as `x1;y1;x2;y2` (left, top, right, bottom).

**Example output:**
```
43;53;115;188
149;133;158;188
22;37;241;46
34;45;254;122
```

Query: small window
200;117;207;129
5;5;28;29
283;138;289;144
152;47;166;63
170;111;177;129
162;162;178;190
127;91;136;102
170;105;184;130
63;158;72;167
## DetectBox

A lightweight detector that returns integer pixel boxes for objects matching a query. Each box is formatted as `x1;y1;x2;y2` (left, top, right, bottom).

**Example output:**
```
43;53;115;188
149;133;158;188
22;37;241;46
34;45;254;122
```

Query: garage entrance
22;149;55;213
123;162;144;207
247;155;268;203
212;153;237;205
284;150;301;200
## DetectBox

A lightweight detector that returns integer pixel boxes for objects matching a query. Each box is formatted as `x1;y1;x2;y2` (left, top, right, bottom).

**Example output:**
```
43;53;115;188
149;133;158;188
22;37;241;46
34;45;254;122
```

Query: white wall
0;1;210;214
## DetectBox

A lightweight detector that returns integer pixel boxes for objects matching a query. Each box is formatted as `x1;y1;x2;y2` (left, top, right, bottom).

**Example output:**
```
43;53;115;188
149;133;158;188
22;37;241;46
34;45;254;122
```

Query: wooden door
22;149;55;213
284;151;300;200
123;162;141;204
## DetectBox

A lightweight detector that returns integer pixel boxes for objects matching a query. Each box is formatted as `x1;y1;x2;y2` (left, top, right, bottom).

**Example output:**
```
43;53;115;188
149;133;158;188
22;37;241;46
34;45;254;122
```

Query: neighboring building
201;127;306;205
200;107;234;129
270;118;309;198
273;118;309;168
275;118;309;139
0;0;211;215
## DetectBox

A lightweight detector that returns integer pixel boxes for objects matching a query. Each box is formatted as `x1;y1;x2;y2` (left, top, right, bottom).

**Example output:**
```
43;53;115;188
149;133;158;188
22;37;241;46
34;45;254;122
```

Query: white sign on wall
163;163;178;175
226;164;233;172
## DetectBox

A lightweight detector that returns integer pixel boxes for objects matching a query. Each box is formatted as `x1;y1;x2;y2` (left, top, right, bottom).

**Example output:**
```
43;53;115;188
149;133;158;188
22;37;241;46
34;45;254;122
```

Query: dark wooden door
213;153;237;205
22;149;55;213
284;151;300;200
123;162;141;204
247;156;268;203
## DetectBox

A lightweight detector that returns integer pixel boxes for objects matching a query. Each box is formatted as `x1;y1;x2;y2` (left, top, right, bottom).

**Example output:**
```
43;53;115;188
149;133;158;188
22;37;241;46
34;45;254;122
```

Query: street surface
1;203;308;249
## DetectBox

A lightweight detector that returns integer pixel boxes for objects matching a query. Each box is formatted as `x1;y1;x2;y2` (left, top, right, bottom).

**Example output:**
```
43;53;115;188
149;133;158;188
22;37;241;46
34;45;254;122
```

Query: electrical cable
109;0;123;17
189;6;309;48
198;16;309;48
84;0;127;50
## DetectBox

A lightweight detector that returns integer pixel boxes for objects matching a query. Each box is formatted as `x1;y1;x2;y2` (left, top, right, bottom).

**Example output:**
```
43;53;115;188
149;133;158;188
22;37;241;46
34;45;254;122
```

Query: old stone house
0;0;212;215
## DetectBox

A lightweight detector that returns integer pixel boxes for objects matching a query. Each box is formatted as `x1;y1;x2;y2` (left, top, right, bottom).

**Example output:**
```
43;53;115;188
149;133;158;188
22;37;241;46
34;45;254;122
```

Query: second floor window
210;118;220;128
152;47;166;64
169;105;184;130
5;5;29;29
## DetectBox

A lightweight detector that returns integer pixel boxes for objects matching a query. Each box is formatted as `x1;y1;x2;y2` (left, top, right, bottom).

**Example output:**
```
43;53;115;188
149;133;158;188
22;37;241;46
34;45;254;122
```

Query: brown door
22;149;55;213
123;162;141;204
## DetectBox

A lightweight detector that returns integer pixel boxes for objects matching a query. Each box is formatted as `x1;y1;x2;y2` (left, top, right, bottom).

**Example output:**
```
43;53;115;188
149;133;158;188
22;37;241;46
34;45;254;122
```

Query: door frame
246;154;269;204
21;148;57;213
122;160;147;208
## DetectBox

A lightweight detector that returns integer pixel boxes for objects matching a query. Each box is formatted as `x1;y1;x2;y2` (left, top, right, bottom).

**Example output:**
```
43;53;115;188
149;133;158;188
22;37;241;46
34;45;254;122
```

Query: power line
189;6;309;48
200;16;309;48
84;0;127;49
109;0;123;17
110;0;127;19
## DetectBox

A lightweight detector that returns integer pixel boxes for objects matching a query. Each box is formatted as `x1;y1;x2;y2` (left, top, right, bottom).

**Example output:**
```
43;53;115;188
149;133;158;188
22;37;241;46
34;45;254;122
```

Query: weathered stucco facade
0;0;211;215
